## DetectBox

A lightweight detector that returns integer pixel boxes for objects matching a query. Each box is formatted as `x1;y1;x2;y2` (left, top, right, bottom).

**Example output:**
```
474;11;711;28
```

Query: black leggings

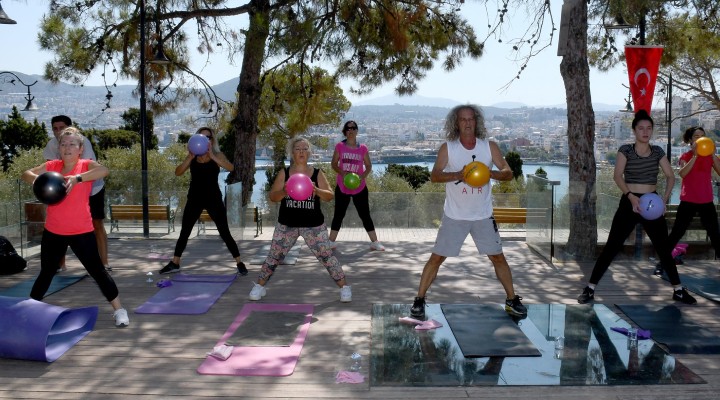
174;195;240;259
32;230;119;302
589;193;682;286
330;186;376;232
667;201;720;257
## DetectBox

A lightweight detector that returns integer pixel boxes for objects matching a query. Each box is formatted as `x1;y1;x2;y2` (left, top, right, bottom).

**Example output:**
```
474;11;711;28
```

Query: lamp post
0;1;16;24
139;0;171;237
0;71;38;111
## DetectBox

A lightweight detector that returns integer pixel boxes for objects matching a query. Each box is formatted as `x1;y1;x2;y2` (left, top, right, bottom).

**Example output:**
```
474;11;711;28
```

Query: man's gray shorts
432;213;503;257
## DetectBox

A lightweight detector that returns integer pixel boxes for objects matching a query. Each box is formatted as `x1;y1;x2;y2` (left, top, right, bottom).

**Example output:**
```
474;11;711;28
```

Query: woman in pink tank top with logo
329;121;384;251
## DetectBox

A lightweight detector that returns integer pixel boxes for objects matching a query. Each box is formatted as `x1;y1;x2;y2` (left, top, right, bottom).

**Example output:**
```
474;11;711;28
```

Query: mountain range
2;72;623;112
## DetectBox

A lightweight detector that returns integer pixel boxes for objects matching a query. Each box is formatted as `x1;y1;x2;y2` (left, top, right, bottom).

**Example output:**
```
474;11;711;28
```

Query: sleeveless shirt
444;140;494;220
187;157;222;200
278;168;324;227
334;140;368;195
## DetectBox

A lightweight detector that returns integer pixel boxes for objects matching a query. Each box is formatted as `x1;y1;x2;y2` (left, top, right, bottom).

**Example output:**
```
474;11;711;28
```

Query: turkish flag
625;45;664;113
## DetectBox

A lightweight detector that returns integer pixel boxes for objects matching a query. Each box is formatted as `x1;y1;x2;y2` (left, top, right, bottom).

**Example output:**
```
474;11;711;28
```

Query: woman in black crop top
159;127;247;276
247;136;352;303
577;110;696;305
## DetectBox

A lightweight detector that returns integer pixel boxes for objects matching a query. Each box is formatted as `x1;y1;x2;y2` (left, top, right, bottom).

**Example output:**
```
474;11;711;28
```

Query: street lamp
0;1;16;24
0;71;38;111
139;0;172;237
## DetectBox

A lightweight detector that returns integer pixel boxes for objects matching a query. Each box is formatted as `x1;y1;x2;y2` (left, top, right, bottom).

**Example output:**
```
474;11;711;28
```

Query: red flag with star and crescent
624;45;664;113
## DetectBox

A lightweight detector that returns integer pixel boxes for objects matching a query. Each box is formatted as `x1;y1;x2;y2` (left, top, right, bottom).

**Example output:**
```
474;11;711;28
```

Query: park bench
492;207;549;224
663;203;720;242
109;204;175;234
196;207;263;237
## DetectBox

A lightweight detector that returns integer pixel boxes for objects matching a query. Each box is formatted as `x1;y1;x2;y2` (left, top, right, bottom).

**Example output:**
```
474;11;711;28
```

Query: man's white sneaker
113;308;129;327
249;283;267;301
340;285;352;302
370;241;385;251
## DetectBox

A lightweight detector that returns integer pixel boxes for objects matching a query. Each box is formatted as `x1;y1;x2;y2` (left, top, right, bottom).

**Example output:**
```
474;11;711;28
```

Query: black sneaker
577;286;595;304
410;297;426;320
159;261;180;274
653;262;664;276
505;295;528;316
236;261;248;276
673;287;697;305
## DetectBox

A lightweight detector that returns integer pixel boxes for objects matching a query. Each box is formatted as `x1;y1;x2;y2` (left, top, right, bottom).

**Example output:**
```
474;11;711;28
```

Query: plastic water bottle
146;271;154;285
349;352;362;371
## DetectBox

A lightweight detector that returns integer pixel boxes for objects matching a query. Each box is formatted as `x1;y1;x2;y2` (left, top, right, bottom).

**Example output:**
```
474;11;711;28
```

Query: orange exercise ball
463;161;490;187
696;137;715;157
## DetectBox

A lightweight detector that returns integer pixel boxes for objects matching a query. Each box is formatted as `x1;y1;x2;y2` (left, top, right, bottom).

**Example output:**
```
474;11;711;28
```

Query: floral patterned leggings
259;223;345;283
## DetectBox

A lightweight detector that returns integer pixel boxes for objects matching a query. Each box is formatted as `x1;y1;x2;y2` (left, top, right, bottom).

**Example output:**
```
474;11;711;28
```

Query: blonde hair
57;127;85;149
286;136;312;163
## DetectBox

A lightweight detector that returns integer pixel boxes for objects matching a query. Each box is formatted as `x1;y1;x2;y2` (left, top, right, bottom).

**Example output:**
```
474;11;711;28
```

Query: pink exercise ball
286;174;314;201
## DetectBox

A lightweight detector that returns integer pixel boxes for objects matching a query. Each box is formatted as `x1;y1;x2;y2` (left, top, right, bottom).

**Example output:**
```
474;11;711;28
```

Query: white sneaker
340;285;352;303
113;308;129;327
370;241;385;251
249;283;267;301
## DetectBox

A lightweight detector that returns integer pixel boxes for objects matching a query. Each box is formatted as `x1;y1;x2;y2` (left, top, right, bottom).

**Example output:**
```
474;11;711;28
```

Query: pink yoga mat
197;303;313;376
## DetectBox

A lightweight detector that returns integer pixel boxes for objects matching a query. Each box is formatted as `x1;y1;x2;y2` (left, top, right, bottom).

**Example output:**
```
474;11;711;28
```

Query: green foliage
2;148;46;181
118;108;158;150
386;164;431;190
534;167;547;176
504;151;524;180
85;128;147;153
606;151;617;165
0;107;49;171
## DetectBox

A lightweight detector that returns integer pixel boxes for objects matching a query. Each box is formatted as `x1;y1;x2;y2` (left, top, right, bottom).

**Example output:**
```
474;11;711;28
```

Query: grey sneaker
505;295;528;316
159;261;180;274
248;283;266;301
340;285;352;302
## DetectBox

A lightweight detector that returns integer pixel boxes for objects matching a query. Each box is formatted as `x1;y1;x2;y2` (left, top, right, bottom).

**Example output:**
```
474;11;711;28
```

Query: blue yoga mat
0;296;98;362
134;273;237;315
0;274;86;298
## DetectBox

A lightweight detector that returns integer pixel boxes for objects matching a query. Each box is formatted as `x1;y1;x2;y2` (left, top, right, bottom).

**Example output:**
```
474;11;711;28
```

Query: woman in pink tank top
329;121;385;251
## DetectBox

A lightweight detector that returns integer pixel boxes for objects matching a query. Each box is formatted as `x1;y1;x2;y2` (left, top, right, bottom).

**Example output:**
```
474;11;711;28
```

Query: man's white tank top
444;139;494;220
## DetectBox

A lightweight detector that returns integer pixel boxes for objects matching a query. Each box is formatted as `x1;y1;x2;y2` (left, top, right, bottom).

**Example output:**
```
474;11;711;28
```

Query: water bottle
349;352;362;371
627;328;638;349
146;271;154;286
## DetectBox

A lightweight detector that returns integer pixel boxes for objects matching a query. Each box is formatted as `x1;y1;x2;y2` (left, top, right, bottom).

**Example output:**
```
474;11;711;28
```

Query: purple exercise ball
638;193;665;220
188;134;210;155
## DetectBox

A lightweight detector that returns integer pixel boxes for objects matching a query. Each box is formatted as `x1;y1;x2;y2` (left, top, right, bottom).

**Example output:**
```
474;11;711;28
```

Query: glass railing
3;170;718;264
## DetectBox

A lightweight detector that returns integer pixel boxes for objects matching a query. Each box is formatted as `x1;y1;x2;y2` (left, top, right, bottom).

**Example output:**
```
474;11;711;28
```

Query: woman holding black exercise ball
22;127;129;327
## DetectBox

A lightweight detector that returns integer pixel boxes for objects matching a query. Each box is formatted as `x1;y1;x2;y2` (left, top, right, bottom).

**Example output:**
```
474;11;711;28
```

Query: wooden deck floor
1;228;719;399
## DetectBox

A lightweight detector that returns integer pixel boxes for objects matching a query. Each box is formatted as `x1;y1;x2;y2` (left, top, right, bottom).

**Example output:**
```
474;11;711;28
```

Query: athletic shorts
432;213;503;257
89;187;106;220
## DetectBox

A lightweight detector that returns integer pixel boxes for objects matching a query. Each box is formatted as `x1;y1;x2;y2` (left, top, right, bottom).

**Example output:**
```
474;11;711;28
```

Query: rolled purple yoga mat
0;296;98;362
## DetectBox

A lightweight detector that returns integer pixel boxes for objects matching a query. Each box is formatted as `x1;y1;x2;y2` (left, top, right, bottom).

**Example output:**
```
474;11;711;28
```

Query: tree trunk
229;0;270;206
559;0;597;260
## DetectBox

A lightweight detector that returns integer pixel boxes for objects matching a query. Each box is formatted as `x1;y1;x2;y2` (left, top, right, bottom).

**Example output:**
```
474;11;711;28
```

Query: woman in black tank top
159;127;247;276
247;136;353;303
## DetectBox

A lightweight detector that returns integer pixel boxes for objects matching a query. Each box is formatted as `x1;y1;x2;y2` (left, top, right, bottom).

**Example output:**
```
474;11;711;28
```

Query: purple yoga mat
197;303;313;376
0;296;98;362
134;273;237;315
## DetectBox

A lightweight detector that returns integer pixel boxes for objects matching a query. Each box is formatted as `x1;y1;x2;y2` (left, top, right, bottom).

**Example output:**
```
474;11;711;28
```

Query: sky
0;1;636;108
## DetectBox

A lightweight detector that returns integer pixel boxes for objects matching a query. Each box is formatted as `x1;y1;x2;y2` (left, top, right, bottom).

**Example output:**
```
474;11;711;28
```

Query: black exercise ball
33;171;67;205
